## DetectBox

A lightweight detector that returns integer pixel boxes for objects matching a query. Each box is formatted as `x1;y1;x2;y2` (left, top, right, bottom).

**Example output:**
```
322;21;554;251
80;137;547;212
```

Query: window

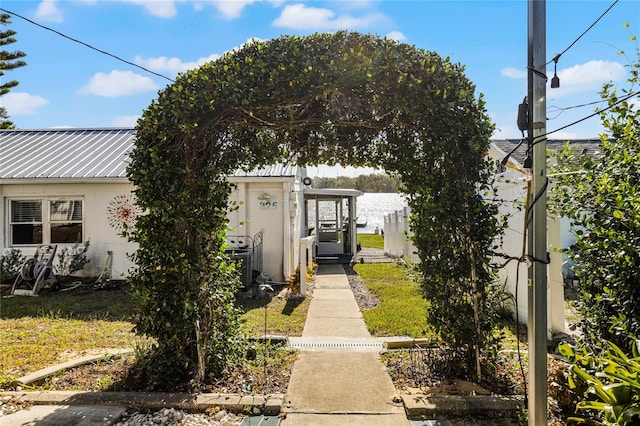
9;199;84;245
10;200;43;245
50;200;83;243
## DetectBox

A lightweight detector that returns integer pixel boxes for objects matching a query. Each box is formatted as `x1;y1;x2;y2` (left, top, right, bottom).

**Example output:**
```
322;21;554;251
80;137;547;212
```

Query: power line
547;0;619;65
547;98;607;120
533;90;638;144
0;7;175;83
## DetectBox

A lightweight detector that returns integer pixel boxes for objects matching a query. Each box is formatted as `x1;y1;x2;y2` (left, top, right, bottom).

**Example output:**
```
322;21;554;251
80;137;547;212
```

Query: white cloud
112;115;141;127
501;67;527;79
1;92;50;115
386;31;406;42
548;60;625;98
35;0;63;23
212;0;257;19
135;53;221;75
191;0;284;19
272;4;387;31
79;70;158;97
121;0;178;18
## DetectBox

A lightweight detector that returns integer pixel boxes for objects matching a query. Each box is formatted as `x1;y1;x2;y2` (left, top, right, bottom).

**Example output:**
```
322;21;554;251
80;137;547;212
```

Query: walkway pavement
281;263;409;425
0;263;411;425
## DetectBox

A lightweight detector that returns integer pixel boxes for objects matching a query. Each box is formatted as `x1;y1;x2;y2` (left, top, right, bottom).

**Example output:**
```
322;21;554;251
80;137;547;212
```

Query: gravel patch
115;407;244;426
343;263;380;311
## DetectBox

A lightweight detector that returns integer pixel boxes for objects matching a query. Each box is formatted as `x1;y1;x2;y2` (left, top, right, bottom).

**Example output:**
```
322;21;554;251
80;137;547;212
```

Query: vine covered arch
128;32;500;387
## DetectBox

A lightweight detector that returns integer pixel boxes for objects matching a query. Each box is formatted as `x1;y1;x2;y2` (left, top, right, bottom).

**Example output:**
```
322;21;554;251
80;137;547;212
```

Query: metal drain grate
288;338;385;352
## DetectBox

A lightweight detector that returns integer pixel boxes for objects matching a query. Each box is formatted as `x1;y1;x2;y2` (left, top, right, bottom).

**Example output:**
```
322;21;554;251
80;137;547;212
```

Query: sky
0;0;638;176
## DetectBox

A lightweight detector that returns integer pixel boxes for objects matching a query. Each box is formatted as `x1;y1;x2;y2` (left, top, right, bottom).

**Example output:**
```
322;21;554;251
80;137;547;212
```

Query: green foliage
129;31;497;386
55;240;91;276
560;340;640;425
1;248;24;283
0;13;27;129
550;48;640;349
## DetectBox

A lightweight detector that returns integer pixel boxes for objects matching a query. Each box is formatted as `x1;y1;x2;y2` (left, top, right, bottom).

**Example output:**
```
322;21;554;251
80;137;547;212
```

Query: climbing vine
128;31;501;387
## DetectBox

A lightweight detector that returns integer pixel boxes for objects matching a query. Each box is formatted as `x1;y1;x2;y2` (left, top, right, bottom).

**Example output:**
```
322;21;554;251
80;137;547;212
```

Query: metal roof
491;138;602;167
304;188;363;198
0;128;134;180
0;128;300;181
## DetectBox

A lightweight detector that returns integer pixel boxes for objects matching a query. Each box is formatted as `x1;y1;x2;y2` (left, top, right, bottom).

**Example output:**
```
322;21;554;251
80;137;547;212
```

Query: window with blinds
10;200;43;245
9;199;84;245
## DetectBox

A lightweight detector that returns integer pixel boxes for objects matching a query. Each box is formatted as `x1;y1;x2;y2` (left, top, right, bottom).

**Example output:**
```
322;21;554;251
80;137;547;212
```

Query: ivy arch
128;32;500;387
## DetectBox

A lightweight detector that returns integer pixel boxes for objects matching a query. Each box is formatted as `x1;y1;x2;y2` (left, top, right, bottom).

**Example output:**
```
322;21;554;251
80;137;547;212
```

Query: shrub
0;248;24;283
550;48;640;348
559;339;640;425
56;240;90;276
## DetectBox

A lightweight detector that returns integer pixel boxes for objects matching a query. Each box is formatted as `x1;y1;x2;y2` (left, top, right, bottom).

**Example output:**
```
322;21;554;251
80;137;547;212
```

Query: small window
50;200;83;243
10;200;43;245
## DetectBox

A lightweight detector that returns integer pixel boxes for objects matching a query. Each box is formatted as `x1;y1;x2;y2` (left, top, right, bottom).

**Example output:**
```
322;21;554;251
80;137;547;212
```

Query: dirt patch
34;349;295;395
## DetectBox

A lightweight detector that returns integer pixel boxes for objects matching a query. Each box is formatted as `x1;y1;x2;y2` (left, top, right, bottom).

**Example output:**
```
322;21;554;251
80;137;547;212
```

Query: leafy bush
550;46;640;348
559;339;640;425
0;248;24;283
56;240;90;276
129;31;495;387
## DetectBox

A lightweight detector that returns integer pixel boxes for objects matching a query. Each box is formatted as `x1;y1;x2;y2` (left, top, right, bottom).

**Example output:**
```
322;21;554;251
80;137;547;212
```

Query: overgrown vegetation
550;41;639;350
130;31;497;387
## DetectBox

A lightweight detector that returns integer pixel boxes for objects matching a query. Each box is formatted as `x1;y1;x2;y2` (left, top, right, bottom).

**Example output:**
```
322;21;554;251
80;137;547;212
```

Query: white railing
383;206;418;262
299;235;316;295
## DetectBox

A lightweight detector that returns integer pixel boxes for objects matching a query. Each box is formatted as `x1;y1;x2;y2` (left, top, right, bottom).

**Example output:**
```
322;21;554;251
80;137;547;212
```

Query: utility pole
527;0;548;424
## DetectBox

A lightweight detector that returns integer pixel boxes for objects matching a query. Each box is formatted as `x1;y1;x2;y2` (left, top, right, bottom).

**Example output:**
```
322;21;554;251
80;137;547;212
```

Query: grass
238;293;311;337
357;233;384;249
0;280;310;385
0;283;139;386
355;262;434;338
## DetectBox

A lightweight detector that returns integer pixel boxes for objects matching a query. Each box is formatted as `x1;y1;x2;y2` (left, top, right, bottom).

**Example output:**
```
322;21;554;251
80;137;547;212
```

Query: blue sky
1;1;638;174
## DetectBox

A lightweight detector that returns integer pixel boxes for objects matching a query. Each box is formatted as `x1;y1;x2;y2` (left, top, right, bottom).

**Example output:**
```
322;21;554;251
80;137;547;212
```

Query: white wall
227;178;302;281
3;175;304;283
1;182;137;279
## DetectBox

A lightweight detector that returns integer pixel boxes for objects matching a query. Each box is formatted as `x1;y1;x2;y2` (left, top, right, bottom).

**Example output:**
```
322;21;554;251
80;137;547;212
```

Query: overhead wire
0;7;175;83
547;99;608;120
546;0;620;66
532;90;639;147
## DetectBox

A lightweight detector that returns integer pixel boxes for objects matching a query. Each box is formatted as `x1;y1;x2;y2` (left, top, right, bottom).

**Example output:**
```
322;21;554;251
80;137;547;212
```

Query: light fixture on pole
550;56;560;88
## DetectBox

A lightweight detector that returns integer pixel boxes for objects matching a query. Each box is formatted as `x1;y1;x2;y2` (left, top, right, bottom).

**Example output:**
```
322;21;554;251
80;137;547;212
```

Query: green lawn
355;262;433;338
357;233;384;249
238;294;310;337
0;284;139;385
0;282;310;385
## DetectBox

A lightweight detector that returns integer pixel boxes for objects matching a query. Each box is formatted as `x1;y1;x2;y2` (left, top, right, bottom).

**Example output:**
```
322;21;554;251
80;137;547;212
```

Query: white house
489;138;600;335
0;128;363;285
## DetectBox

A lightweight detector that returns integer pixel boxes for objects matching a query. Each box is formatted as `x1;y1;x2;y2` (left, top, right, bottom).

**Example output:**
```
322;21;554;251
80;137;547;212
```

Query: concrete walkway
281;264;408;425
